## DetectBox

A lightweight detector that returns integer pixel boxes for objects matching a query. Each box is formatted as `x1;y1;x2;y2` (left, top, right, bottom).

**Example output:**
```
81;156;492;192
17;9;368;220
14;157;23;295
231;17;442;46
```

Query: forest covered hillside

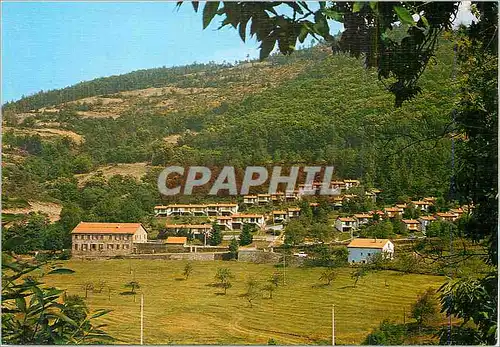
2;39;457;229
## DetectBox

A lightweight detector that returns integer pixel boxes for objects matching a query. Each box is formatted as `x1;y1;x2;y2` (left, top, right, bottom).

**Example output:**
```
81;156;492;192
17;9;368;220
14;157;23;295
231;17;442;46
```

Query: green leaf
90;309;113;319
420;15;430;28
323;9;343;22
202;2;220;29
47;311;78;327
353;2;364;13
314;12;330;37
394;6;415;26
15;297;26;312
259;36;276;60
47;268;75;275
191;1;199;12
298;25;309;43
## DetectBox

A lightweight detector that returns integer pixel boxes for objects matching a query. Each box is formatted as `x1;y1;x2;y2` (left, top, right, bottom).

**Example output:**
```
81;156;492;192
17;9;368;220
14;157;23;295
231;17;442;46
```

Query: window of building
108;244;113;250
74;244;78;250
82;244;88;251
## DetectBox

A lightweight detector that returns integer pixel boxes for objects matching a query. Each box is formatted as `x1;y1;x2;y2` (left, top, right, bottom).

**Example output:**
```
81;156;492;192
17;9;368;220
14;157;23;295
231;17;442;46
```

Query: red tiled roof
347;238;391;249
232;214;264;218
354;214;372;218
165;237;187;244
167;204;207;208
384;207;403;212
402;219;419;224
165;224;211;229
71;222;143;234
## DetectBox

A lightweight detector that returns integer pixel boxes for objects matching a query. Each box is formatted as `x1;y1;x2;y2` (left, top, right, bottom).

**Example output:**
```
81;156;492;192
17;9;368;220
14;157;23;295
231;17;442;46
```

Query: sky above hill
1;2;341;103
1;1;475;103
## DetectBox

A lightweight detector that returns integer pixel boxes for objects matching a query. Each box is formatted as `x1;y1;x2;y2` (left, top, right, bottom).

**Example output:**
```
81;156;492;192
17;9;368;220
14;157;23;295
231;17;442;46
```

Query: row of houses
69;221;397;264
335;204;466;233
154;203;238;217
242;179;364;205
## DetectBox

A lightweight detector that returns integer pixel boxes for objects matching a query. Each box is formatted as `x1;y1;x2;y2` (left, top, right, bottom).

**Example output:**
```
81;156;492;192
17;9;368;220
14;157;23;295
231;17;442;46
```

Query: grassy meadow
45;259;448;345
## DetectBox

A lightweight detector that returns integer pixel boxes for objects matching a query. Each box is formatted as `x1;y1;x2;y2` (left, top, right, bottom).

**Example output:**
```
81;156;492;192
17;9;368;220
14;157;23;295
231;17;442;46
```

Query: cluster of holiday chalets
335;197;469;235
154;179;371;235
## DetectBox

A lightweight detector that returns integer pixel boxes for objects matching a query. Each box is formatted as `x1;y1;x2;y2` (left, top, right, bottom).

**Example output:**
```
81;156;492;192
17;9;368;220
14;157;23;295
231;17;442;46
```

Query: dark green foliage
228;237;239;259
2;213;66;254
360;220;394;239
62;295;88;323
284;220;307;246
2;253;113;344
363;320;407;345
4;62;234;112
439;274;497;345
190;2;459;106
411;288;439;327
208;223;222;246
239;223;254;246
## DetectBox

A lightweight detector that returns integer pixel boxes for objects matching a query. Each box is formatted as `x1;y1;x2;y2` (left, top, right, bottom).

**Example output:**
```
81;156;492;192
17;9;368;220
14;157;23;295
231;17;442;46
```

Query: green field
45;259;447;345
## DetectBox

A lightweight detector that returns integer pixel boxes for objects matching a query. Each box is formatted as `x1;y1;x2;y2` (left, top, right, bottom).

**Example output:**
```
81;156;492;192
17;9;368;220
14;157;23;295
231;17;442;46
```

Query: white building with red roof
347;238;394;263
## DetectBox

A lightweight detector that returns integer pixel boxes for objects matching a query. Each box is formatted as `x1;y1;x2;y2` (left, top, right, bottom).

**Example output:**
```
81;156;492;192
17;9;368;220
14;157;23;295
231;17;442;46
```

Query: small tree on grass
124;281;140;302
93;280;106;293
270;272;281;288
81;282;94;299
215;268;234;295
411;288;439;329
229;237;239;259
262;283;276;299
125;281;140;294
183;262;193;280
319;267;337;286
244;277;259;308
351;266;368;287
239;223;254;246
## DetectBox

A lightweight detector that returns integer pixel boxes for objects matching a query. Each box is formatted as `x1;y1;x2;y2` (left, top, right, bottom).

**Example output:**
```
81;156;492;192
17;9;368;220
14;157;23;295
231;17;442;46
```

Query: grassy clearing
45;259;447;345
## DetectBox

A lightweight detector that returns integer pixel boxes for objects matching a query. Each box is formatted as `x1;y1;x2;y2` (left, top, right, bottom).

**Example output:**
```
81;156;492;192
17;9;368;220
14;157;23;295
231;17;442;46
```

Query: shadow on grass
214;292;226;296
205;283;219;287
339;285;356;289
119;291;136;296
311;283;331;289
174;278;185;281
